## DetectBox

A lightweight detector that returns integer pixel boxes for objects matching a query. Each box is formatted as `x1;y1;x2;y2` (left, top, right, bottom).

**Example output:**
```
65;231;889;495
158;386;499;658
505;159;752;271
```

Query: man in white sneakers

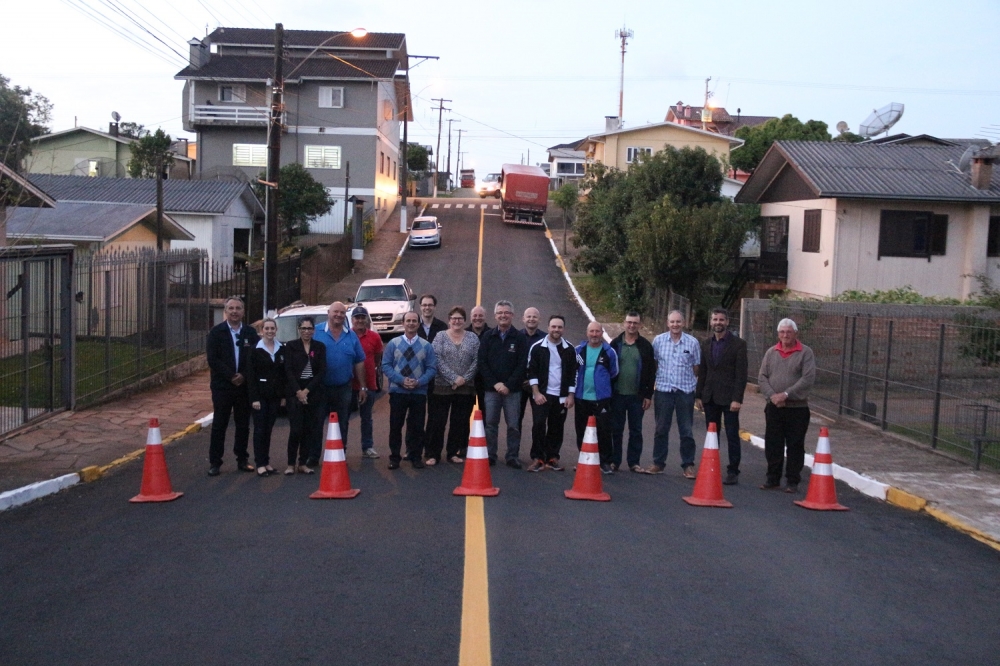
526;315;579;472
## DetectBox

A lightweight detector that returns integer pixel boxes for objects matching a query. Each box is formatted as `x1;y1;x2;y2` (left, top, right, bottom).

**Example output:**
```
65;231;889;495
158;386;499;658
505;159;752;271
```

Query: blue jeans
611;393;645;468
351;388;379;449
484;389;522;463
652;389;696;468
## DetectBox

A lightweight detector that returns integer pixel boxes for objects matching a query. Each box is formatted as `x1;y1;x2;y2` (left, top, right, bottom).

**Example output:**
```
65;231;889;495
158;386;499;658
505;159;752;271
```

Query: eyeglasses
449;316;465;322
299;326;314;331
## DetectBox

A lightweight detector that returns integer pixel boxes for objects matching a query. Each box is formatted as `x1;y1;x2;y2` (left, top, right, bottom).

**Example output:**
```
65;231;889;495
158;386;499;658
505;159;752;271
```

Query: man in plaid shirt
382;311;438;470
647;310;701;477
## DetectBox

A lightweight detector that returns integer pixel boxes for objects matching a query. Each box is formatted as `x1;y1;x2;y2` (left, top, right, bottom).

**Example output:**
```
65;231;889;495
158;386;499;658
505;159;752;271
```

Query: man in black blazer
206;297;260;476
695;307;748;485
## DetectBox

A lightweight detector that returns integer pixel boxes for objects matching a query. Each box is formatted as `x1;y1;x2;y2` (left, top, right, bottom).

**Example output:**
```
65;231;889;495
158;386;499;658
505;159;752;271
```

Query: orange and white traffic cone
454;410;499;497
310;413;360;499
565;416;610;502
683;422;732;508
130;418;183;503
795;427;848;511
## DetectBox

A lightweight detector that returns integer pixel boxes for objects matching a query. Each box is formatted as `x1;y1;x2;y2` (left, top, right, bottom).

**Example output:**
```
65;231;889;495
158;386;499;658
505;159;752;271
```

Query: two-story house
175;27;409;233
547;141;587;189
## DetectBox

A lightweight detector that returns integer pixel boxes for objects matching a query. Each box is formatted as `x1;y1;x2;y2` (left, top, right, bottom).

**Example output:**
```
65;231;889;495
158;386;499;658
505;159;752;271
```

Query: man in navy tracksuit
574;321;619;474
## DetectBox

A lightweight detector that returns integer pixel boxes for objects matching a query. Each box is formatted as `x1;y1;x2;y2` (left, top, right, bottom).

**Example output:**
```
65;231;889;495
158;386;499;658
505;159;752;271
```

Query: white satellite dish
836;121;849;134
957;145;976;172
111;111;121;122
859;103;904;138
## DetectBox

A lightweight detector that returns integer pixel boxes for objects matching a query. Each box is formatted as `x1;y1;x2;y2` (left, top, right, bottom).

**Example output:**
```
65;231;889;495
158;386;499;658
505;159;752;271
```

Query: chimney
605;116;621;132
108;122;118;137
188;38;208;69
684;105;692;119
971;157;994;190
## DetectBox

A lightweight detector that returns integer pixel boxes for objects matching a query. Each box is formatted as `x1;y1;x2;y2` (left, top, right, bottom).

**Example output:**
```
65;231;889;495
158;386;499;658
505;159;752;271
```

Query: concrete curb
386;204;426;278
541;221;611;343
739;430;1000;552
0;416;212;513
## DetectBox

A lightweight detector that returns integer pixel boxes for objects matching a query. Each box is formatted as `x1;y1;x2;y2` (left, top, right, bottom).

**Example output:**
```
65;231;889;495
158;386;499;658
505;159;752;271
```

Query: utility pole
446;118;460;191
431;97;451;197
615;26;633;124
702;77;713;131
155;154;164;252
264;22;284;318
455;129;465;178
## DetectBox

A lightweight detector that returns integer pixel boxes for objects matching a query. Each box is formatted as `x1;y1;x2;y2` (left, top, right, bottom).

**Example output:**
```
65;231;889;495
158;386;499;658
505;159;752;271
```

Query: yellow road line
459;207;491;666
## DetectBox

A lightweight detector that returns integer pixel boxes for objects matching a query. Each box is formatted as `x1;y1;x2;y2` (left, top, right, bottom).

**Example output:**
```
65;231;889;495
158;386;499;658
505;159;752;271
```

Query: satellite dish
859;103;904;138
957;145;976;172
836;121;849;134
111;111;121;122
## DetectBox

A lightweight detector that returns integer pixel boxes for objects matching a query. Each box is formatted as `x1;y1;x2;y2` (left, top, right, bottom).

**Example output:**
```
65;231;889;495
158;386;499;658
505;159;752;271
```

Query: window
988;216;1000;258
304;145;341;169
383;100;393;121
233;144;267;167
380;152;384;175
576;163;586;174
219;84;246;102
556;162;578;174
878;210;948;259
802;209;821;253
318;87;344;108
761;216;789;253
626;147;652;163
88;160;99;177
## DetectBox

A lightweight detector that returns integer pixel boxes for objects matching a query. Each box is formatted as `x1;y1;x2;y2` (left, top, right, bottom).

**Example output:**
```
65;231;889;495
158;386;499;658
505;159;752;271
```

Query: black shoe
411;459;426;469
305;458;319;468
600;463;614;475
610;463;619;472
760;481;781;490
488;458;496;467
723;473;739;486
207;466;220;477
506;458;522;469
236;460;254;473
387;460;400;470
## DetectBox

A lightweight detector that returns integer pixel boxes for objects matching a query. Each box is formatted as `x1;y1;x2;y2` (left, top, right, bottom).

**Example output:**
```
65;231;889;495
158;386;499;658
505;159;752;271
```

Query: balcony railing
191;105;271;124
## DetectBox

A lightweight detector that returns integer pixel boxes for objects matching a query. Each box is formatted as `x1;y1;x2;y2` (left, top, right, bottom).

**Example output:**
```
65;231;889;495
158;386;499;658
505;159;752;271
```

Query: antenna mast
615;25;633;123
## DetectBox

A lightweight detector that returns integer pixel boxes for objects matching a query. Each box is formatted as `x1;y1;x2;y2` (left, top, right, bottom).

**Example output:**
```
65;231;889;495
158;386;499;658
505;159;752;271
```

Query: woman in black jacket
247;318;285;476
283;316;327;474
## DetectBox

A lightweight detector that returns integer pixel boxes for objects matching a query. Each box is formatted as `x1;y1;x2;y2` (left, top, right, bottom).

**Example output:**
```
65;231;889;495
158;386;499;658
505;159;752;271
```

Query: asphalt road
3;201;1000;664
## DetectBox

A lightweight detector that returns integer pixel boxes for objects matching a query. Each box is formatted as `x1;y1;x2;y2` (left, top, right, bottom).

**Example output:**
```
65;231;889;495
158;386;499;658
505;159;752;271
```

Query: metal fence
741;299;1000;469
0;245;74;436
648;287;692;327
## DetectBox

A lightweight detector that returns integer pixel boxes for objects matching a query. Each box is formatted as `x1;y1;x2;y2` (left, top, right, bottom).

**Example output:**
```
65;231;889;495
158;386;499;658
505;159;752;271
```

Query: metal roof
583;121;744;147
206;27;405;50
0;163;55;208
735;140;1000;204
26;175;263;216
176;55;398;82
5;202;194;242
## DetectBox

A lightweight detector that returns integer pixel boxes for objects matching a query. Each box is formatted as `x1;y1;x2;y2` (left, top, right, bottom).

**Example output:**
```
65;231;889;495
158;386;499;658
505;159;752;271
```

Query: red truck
499;164;549;226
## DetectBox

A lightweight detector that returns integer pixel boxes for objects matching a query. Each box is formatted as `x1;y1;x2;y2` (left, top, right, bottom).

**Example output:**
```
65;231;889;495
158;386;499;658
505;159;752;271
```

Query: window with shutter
318;87;344;108
232;144;267;167
304;145;342;169
878;210;948;259
988;217;1000;258
802;209;821;253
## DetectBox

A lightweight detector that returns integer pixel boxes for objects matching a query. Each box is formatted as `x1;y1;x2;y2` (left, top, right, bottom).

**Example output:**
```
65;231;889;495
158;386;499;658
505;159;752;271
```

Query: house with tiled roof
665;102;775;136
175;27;410;233
547;140;587;188
24;126;194;180
733;141;1000;300
27;174;262;266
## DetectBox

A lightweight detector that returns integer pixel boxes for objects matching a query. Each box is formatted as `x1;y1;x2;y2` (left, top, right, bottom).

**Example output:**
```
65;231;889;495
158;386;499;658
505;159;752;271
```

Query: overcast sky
3;0;998;176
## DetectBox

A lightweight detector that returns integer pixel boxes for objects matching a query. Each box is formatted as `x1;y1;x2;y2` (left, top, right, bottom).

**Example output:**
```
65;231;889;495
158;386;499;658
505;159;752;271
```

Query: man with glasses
416;294;447;343
610;311;656;473
313;301;368;466
478;300;529;467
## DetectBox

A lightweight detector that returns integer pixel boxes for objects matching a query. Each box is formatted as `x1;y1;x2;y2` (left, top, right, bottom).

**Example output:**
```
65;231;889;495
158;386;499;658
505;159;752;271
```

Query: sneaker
527;460;546;473
387;460;400;470
629;464;647;474
363;448;380;459
425;458;438;466
646;464;665;475
207;466;220;477
600;463;614;475
610;463;619;472
723;472;738;485
760;481;781;490
547;459;565;472
506;458;522;470
784;483;799;494
683;465;697;479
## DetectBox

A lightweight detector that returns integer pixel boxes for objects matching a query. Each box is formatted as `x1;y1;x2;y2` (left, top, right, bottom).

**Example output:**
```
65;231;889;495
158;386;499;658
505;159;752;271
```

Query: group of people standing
207;294;816;492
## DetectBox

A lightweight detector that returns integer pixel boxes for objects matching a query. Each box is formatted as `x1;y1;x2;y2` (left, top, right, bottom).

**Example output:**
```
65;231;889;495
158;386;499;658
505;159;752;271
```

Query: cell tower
615;25;633;123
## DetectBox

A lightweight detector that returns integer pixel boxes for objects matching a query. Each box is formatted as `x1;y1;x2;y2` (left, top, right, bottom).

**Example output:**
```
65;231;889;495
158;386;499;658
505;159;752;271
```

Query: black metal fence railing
741;300;1000;469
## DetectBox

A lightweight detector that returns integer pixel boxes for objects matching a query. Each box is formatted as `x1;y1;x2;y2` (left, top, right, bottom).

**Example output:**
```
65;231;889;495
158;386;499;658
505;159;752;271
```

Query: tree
405;143;429;172
0;73;52;170
254;162;332;240
118;122;148;139
551;182;579;254
731;114;831;173
127;128;173;178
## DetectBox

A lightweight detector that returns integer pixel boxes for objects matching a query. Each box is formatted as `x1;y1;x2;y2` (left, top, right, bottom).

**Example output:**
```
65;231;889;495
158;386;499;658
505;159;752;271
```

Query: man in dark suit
416;294;448;343
695;307;748;485
206;296;260;476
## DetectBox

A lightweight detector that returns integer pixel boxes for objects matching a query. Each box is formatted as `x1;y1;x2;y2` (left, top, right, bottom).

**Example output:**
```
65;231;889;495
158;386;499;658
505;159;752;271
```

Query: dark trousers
389;392;427;463
251;397;279;467
323;382;354;457
286;395;325;466
704;402;742;475
763;403;811;485
209;387;250;467
611;393;645;468
519;387;533;430
530;395;568;462
575;398;613;464
425;392;476;461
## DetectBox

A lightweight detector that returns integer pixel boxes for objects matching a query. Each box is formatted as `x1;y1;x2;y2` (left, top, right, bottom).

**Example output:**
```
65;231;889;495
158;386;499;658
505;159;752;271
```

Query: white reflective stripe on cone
583;428;598;444
578;451;600;466
466;446;488;460
470;419;485;438
704;433;719;450
147;430;162;446
327;421;342;441
812;462;833;476
816;437;831;455
324;448;346;463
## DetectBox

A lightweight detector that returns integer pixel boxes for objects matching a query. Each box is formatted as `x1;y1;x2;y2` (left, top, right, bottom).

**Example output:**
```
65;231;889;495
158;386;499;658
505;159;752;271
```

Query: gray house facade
176;28;409;233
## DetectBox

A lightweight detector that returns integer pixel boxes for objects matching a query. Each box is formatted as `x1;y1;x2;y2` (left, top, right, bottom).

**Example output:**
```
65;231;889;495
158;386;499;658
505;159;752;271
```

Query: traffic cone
130;418;183;503
454;409;499;497
310;413;360;499
565;416;610;501
795;427;848;511
683;422;732;508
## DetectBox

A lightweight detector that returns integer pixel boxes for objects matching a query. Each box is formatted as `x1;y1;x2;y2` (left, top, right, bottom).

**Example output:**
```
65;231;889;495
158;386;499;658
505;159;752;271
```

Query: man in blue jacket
382;311;437;469
574;321;619;474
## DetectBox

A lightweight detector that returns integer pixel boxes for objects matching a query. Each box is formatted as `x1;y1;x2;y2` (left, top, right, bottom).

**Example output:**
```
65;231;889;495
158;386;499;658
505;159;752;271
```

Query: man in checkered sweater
381;311;438;469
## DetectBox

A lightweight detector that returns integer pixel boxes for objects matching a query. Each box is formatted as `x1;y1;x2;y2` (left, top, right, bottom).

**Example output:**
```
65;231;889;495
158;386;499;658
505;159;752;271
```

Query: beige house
735;141;1000;300
577;117;743;171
